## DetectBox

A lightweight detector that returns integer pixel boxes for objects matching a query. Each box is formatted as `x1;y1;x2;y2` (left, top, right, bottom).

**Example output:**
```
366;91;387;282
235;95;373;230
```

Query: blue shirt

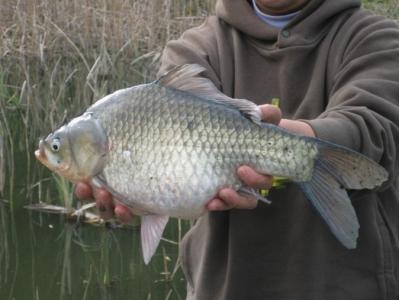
252;0;300;29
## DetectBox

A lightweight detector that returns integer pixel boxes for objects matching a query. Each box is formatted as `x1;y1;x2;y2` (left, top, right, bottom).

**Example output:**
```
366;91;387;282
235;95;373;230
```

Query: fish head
35;126;74;179
35;113;108;182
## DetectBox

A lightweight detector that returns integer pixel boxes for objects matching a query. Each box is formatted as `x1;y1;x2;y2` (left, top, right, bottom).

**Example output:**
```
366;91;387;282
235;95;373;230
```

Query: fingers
279;119;316;137
74;182;134;223
259;104;315;137
207;103;281;213
94;188;115;220
94;190;134;222
75;182;93;200
207;188;258;211
259;104;282;125
219;188;257;209
206;198;230;211
237;165;273;189
207;164;273;212
114;205;134;224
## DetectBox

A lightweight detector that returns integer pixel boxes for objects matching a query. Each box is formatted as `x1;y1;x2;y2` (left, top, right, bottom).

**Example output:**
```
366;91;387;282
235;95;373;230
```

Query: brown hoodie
159;0;399;299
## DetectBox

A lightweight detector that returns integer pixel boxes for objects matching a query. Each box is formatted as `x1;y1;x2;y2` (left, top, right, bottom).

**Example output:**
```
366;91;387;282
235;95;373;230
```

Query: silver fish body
91;83;317;219
36;64;388;264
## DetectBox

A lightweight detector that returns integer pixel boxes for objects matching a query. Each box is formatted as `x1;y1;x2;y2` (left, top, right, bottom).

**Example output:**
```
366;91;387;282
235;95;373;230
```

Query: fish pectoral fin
92;175;130;205
141;215;169;264
157;64;262;124
299;164;359;249
91;176;106;188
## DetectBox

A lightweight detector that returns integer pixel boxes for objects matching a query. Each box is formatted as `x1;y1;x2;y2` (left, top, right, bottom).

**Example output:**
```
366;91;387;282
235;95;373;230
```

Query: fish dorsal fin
141;215;169;264
157;64;262;124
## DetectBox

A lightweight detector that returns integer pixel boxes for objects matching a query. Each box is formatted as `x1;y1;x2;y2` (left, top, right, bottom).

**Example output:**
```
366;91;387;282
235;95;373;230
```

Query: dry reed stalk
0;134;4;194
0;0;215;144
0;0;215;59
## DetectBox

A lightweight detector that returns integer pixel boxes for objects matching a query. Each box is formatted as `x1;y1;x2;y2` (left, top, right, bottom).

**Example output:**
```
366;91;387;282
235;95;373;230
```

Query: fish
35;64;388;264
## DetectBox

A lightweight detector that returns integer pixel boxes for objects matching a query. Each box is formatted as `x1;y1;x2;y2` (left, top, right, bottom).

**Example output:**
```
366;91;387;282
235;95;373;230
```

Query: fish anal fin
157;64;262;124
141;215;169;264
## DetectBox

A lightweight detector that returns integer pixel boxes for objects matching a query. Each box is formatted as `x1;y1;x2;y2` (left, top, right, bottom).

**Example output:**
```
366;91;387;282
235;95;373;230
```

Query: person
76;0;399;299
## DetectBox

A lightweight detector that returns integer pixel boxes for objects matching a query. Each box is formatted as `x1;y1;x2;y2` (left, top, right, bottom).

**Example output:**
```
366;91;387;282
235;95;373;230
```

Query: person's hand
75;182;134;223
206;104;315;211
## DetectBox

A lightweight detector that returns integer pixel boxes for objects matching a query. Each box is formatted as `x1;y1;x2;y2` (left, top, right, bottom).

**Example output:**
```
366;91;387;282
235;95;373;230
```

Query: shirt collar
251;0;301;29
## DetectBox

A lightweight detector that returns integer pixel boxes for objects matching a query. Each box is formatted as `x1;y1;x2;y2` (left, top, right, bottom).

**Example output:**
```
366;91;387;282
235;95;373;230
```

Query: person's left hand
206;104;315;211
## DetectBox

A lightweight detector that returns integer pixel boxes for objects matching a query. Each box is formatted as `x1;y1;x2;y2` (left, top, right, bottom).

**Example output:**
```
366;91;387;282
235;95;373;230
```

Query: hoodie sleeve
158;17;221;89
306;13;399;182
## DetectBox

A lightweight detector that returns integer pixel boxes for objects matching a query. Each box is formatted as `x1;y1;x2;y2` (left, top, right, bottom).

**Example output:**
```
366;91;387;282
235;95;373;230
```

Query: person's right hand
75;182;134;223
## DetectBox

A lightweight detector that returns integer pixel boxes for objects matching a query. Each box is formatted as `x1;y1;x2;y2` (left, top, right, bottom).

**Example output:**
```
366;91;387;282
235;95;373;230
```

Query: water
0;201;187;300
0;138;188;299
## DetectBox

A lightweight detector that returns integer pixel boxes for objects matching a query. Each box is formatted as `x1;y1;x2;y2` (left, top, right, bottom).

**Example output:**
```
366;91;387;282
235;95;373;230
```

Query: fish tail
299;140;388;249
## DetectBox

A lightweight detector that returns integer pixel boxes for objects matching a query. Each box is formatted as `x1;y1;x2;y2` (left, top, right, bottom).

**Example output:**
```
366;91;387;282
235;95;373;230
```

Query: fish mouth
34;139;72;178
35;140;47;165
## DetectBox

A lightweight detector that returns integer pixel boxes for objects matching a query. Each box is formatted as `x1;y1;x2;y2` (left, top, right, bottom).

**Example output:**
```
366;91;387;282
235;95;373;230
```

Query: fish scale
36;64;388;264
93;83;316;219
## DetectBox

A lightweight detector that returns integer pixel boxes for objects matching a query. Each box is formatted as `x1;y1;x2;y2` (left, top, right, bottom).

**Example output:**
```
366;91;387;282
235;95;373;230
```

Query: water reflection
0;202;187;299
0;108;188;299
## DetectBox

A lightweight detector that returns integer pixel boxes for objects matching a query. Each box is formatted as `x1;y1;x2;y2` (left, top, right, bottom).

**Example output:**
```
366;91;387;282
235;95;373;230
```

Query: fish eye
51;138;61;152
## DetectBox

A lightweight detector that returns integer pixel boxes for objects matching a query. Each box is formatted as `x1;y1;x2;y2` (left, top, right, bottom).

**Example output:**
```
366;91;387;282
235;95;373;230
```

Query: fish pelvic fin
141;215;169;264
238;186;272;204
299;141;388;249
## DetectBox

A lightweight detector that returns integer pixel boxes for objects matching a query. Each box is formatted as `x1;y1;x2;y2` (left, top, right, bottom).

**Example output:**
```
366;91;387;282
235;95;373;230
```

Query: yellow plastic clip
271;97;281;108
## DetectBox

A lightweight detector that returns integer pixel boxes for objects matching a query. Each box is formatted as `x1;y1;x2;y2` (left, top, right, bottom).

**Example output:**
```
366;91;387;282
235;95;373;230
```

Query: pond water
0;150;188;300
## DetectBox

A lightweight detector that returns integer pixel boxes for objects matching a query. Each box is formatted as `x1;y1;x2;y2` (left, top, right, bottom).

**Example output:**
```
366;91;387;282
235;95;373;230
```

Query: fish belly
102;144;235;219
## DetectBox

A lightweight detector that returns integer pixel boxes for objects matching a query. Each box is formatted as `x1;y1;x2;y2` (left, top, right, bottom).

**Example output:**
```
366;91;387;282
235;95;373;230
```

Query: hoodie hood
215;0;361;45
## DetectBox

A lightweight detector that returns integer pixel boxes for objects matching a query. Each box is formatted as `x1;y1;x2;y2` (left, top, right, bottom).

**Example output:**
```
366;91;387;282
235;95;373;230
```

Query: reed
0;0;216;206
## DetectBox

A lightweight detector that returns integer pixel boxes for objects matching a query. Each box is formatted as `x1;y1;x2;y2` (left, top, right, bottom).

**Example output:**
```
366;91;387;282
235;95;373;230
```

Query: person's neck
255;1;307;16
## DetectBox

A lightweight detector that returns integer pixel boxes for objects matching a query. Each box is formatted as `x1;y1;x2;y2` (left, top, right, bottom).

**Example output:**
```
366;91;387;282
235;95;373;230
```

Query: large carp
35;64;388;264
